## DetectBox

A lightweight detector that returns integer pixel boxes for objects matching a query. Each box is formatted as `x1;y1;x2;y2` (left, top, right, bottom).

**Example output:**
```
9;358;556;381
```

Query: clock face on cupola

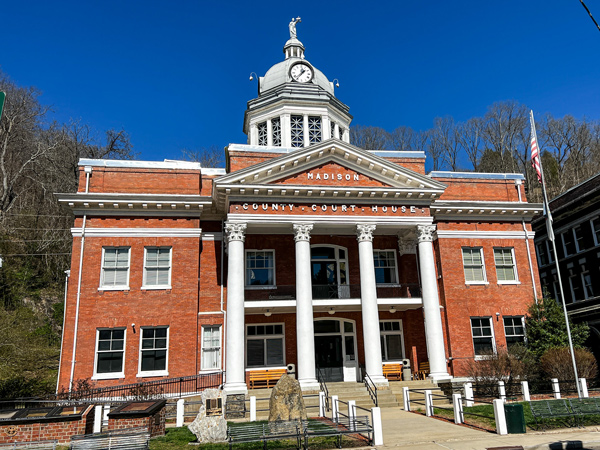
243;18;353;148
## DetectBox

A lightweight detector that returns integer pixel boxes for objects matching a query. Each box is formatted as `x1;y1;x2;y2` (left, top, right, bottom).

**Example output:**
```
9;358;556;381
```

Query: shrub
540;347;598;382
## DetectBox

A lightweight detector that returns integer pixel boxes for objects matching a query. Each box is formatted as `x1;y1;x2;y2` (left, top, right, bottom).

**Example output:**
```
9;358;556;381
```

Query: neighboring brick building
56;23;542;394
532;173;600;362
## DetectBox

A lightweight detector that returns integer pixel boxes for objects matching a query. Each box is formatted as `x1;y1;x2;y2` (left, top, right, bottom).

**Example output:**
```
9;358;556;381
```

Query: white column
333;122;339;140
223;222;248;394
417;225;450;380
323;116;331;141
267;119;273;147
493;399;508;435
356;224;387;385
294;223;319;391
303;114;310;147
282;114;291;147
521;381;530;402
176;399;185;427
552;378;561;399
249;123;257;145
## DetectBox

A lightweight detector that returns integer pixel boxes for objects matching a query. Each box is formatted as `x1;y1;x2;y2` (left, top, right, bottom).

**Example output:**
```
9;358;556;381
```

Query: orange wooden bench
415;362;430;380
248;369;286;389
382;363;403;381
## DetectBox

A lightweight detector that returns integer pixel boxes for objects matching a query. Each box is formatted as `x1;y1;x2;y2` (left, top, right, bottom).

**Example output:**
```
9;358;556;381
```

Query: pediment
273;161;391;188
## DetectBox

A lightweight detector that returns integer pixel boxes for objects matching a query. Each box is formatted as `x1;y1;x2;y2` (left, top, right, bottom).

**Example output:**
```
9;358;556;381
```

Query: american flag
530;111;542;183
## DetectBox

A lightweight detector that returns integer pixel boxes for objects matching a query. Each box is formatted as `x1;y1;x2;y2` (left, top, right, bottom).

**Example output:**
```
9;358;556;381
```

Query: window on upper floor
494;248;518;283
246;324;284;368
536;242;549;267
573;225;586;252
503;316;525;348
258;121;268;146
562;231;576;257
143;247;171;288
568;267;582;302
291;115;304;147
95;328;125;378
471;317;495;357
462;247;486;283
581;265;595;300
100;247;130;289
591;217;600;246
373;250;398;284
139;327;168;376
245;250;275;287
201;325;221;371
271;117;281;146
379;321;404;361
308;116;322;144
551;271;563;302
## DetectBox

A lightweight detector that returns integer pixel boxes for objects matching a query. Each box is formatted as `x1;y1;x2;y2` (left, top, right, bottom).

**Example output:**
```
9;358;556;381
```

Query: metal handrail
361;367;378;407
316;366;330;412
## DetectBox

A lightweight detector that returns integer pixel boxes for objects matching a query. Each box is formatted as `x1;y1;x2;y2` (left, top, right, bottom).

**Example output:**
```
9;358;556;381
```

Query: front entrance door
314;319;358;382
314;335;343;382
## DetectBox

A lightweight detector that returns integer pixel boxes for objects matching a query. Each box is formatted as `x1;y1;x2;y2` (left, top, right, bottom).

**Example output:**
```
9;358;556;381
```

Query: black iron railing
360;366;378;407
244;283;422;301
316;366;330;412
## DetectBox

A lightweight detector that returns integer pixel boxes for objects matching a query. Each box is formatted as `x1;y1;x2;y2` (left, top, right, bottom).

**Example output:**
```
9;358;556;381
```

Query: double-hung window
101;247;130;289
379;321;404;361
462;247;486;283
471;317;495;356
201;325;221;371
246;324;284;367
494;248;518;283
592;217;600;246
143;247;172;288
95;328;125;378
581;265;594;299
373;250;398;284
503;316;525;348
562;231;576;257
246;250;275;287
573;225;586;252
139;327;168;376
568;267;582;302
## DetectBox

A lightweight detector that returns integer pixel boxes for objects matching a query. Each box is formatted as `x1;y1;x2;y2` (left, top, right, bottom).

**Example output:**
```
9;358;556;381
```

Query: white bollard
493;399;508;435
498;380;506;402
452;393;463;424
579;378;589;398
521;381;530;402
319;391;326;417
424;389;433;417
402;386;410;411
250;396;257;422
348;400;356;431
93;405;102;433
332;395;339;422
371;407;383;446
551;378;561;399
464;382;474;407
176;398;185;427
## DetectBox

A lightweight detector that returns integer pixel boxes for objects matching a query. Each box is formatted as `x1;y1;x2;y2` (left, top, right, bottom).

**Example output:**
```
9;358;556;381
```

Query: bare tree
458;118;484;171
181;146;225;168
430;117;461;171
350;125;391;150
389;126;415;151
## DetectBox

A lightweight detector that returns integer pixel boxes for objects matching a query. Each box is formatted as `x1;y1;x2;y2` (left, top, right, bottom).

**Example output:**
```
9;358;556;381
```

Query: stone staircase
325;381;399;410
387;380;452;410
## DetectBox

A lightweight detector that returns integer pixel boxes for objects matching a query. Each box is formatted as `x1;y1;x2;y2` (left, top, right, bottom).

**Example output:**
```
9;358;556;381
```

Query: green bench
0;442;57;450
227;421;301;450
529;398;600;429
302;416;372;449
70;427;150;450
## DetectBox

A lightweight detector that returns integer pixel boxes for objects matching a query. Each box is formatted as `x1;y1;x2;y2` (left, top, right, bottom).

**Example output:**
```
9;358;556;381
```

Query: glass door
311;246;348;299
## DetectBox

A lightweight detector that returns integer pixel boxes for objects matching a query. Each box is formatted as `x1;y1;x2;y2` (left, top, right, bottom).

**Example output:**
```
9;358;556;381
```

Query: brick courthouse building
56;25;543;394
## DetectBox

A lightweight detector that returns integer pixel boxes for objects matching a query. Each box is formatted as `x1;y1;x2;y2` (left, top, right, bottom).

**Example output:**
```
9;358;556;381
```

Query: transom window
503;317;525;348
471;317;494;356
246;324;284;368
462;247;486;283
144;247;171;288
373;250;398;284
101;247;130;288
271;117;281;146
258;121;268;146
245;250;275;287
96;328;125;376
379;321;404;361
201;325;221;371
494;248;518;283
291;115;304;147
139;327;168;375
308;116;322;144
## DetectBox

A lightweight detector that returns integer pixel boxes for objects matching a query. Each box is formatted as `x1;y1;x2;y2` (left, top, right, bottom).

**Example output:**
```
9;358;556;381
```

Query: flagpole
530;110;581;398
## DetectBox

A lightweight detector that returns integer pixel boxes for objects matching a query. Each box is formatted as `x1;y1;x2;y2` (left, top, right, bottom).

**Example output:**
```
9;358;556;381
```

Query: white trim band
436;230;535;239
71;228;203;238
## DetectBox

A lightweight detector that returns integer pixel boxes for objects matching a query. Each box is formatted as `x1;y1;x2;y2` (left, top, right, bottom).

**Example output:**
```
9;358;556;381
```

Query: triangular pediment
273;161;391;187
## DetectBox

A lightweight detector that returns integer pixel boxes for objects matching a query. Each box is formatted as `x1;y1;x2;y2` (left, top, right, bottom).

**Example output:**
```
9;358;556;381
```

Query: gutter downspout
69;165;92;393
516;179;538;304
220;220;226;384
56;269;70;394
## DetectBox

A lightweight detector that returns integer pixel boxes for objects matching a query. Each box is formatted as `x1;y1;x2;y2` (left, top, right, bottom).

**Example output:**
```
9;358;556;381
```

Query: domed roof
260;56;334;95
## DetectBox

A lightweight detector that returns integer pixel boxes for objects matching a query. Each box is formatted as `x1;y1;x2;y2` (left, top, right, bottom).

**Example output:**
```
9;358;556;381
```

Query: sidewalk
377;409;600;450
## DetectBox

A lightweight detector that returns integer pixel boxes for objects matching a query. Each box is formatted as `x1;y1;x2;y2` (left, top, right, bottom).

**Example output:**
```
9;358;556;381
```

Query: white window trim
471;317;496;360
141;247;172;290
92;328;126;380
245;249;276;289
200;325;222;372
379;320;405;362
373;249;400;286
503;316;526;346
494;247;520;285
462;247;488;285
99;247;131;291
137;326;169;378
245;323;286;368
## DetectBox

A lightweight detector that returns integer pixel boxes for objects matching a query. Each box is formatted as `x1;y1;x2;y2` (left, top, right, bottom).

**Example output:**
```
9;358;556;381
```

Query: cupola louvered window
271;117;281;146
258;121;268;146
291;115;304;147
308;116;322;144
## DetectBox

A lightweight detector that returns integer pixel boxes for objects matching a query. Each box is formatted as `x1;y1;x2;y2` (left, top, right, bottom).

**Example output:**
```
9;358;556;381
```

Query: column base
428;372;452;382
223;382;248;396
299;378;320;392
367;375;389;387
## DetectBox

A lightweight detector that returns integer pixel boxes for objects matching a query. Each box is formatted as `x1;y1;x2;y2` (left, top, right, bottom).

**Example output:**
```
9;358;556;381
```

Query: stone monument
188;388;227;443
268;374;307;422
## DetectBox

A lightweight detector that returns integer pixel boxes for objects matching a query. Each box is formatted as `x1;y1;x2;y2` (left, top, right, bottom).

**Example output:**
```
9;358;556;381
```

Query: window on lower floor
471;317;494;356
551;271;563;302
373;250;398;284
569;268;582;302
96;328;125;376
494;248;518;283
462;247;486;283
503;316;525;348
379;321;404;361
536;242;549;267
246;324;284;367
246;250;275;287
139;327;168;375
201;325;221;370
573;225;586;252
101;247;130;288
562;231;576;257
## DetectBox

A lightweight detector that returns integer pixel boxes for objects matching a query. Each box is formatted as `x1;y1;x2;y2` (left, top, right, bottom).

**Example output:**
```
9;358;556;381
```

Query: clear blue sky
2;1;599;162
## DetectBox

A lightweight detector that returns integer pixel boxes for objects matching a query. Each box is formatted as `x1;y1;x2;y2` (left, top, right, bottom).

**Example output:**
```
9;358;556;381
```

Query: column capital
416;225;436;243
293;223;313;242
398;236;417;255
225;222;247;242
356;224;376;243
